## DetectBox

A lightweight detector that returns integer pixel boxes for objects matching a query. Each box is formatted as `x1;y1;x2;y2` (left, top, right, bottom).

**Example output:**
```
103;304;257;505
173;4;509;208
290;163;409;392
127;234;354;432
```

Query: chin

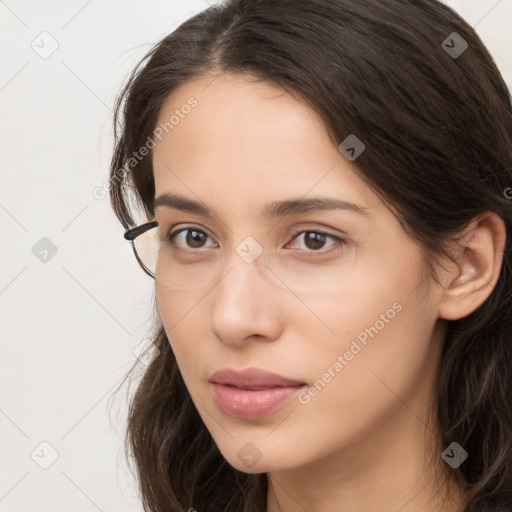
215;439;309;475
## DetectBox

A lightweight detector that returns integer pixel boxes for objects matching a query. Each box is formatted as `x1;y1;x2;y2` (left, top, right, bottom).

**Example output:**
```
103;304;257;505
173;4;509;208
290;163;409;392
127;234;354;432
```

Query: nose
209;249;285;346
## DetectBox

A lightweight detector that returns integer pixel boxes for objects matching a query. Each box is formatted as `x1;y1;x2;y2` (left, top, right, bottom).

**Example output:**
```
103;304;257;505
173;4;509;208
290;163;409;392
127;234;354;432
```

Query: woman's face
152;73;447;474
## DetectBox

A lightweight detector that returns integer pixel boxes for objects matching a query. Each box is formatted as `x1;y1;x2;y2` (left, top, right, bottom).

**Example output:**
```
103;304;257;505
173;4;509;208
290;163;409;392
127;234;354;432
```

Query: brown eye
167;228;215;250
304;231;327;250
186;229;208;248
288;230;345;253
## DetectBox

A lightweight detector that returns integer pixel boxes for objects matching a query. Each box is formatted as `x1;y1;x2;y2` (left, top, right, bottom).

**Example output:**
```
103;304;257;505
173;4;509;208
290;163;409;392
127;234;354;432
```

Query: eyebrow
154;192;372;219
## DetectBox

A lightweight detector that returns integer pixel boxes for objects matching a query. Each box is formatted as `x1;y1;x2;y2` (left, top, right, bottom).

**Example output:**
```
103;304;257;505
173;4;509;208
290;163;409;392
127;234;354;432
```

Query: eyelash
165;227;346;254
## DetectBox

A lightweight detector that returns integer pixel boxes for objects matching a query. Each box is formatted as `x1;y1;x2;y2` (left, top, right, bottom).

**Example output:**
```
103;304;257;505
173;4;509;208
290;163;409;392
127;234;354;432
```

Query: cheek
281;295;437;465
155;286;203;371
293;242;435;406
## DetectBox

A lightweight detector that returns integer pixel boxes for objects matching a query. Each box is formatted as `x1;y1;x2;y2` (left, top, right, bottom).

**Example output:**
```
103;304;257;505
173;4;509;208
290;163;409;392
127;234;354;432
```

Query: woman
109;0;512;510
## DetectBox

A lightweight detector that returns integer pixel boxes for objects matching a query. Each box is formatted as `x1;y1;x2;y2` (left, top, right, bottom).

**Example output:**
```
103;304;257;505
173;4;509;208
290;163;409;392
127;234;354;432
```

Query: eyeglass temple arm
123;220;159;241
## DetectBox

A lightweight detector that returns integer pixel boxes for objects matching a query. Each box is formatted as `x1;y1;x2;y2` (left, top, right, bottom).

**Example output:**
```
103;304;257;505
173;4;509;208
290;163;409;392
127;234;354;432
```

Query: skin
151;73;505;512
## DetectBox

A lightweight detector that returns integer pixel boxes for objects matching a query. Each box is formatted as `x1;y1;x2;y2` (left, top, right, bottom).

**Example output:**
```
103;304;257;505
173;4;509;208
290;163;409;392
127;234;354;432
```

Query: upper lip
209;368;305;390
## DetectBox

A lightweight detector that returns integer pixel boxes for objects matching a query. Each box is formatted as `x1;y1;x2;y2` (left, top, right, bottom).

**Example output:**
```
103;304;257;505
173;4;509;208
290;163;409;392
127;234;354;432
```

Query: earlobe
437;213;506;321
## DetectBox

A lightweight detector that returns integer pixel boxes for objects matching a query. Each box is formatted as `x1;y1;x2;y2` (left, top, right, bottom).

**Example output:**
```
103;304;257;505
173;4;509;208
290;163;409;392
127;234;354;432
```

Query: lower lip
210;383;305;419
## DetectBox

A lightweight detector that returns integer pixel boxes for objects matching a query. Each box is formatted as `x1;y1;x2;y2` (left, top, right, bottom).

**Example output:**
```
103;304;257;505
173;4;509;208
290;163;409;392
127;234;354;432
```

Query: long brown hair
109;1;512;510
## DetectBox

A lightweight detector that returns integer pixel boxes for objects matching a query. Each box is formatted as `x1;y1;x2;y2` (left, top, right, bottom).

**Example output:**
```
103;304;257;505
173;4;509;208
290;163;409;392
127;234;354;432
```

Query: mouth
208;368;306;419
209;367;306;388
223;384;291;391
210;383;306;420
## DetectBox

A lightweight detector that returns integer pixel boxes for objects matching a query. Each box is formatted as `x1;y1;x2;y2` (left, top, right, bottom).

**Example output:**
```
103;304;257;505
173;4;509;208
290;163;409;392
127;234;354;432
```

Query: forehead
151;73;383;219
154;73;325;162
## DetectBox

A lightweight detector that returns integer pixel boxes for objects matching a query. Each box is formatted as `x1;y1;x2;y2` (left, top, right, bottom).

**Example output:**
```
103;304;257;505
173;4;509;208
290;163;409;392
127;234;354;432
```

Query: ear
437;213;506;321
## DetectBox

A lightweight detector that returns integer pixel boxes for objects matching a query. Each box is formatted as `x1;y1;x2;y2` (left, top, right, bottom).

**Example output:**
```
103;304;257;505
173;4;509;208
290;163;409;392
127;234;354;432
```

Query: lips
209;367;305;389
209;368;306;419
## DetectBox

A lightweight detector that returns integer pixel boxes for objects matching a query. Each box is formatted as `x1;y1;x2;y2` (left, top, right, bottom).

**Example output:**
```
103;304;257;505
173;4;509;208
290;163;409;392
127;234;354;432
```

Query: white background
1;1;511;510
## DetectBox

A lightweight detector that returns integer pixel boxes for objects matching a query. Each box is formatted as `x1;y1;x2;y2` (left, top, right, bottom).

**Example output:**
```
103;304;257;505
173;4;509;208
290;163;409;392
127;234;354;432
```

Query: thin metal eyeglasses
124;220;159;278
123;218;358;294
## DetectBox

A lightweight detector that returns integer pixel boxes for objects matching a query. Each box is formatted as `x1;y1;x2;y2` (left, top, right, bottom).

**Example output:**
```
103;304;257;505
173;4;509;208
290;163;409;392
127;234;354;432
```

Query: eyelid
288;226;345;241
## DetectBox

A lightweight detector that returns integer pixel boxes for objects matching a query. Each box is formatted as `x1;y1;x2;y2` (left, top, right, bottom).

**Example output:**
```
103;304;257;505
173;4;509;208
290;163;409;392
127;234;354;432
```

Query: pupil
187;230;206;248
305;232;326;250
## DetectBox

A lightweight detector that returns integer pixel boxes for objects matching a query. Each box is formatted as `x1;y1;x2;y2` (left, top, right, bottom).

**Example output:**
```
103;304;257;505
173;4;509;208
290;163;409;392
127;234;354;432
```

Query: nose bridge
217;237;269;297
234;234;265;265
209;237;282;343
